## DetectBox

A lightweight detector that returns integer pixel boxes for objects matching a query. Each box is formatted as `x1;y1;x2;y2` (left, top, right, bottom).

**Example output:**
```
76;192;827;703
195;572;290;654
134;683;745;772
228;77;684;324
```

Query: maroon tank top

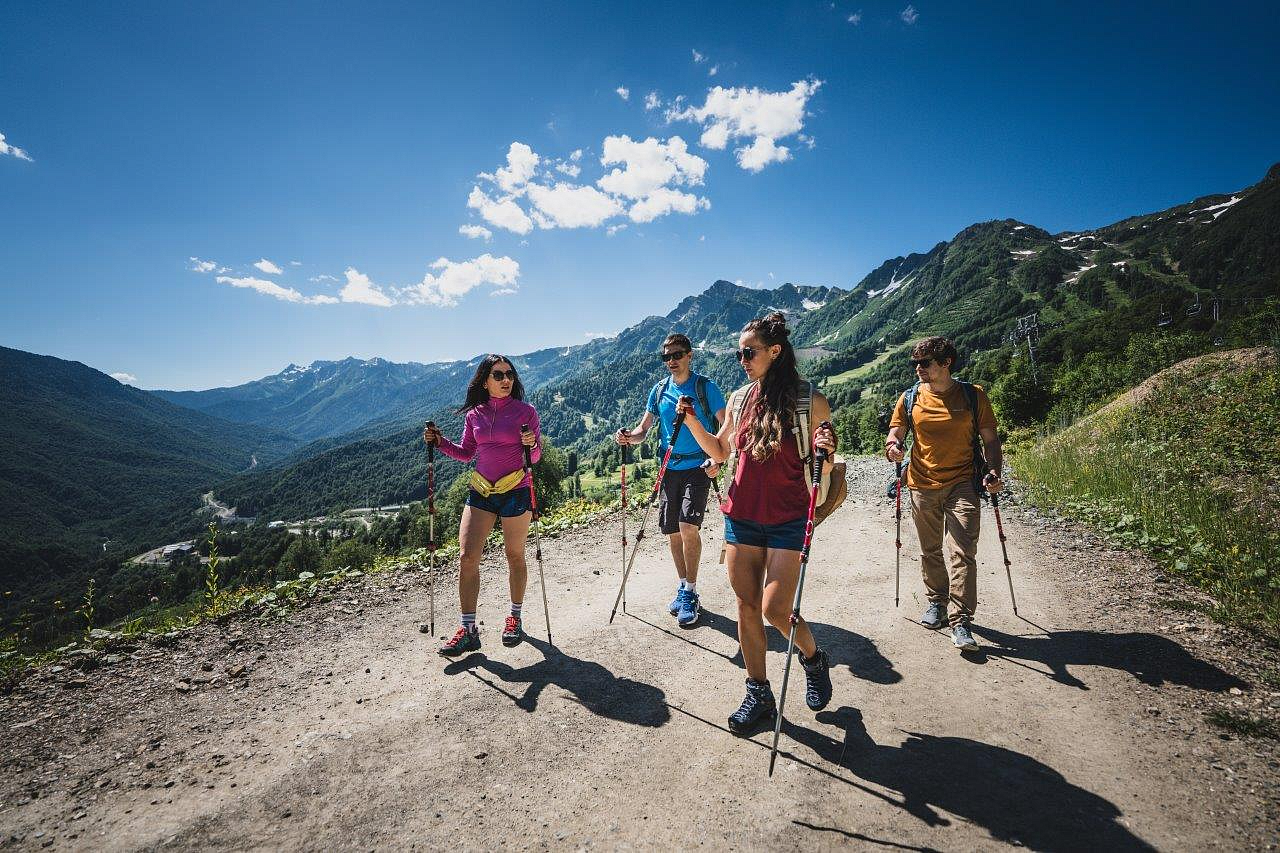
722;385;811;525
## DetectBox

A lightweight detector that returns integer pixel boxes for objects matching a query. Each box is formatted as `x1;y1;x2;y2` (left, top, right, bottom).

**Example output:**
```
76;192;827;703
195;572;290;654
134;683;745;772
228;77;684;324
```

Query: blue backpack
650;374;718;463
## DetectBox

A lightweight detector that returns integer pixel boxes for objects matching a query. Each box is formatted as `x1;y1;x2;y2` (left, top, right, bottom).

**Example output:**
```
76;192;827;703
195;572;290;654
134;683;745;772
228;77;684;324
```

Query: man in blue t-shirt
615;333;727;627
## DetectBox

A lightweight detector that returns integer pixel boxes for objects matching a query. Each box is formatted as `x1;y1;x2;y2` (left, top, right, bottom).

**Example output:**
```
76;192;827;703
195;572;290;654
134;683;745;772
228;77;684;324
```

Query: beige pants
909;480;981;627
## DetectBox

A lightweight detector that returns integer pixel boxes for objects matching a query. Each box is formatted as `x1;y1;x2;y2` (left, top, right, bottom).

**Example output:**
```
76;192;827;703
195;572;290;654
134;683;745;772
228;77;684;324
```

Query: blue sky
2;1;1277;390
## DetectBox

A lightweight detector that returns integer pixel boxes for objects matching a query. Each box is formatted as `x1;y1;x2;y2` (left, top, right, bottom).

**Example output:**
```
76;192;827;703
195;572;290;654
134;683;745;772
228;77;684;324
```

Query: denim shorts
465;486;532;518
723;515;807;552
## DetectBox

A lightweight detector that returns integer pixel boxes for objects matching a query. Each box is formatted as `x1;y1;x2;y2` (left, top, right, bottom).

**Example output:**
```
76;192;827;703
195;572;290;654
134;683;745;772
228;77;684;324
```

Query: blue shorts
466;486;532;518
723;516;807;552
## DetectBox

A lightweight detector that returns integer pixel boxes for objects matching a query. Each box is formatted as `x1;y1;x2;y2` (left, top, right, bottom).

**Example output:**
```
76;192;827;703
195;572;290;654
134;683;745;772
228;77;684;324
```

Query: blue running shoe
921;601;945;629
677;589;701;628
952;624;979;651
669;585;685;616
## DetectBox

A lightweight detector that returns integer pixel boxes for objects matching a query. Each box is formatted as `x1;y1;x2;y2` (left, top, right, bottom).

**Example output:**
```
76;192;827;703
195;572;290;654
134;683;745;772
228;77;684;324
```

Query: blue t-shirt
646;373;727;471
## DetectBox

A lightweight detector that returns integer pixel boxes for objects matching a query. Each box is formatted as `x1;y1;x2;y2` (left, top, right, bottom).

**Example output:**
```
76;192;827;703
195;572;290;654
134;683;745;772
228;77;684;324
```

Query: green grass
1014;353;1280;634
1204;709;1279;740
825;345;900;387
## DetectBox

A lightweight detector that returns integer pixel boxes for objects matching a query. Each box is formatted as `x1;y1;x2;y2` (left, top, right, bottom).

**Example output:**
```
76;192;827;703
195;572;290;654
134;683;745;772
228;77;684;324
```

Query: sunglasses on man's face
660;350;690;363
490;368;518;382
909;358;935;369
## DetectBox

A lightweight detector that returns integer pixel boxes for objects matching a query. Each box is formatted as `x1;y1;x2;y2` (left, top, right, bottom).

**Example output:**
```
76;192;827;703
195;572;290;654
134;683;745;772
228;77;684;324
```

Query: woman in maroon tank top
680;313;838;736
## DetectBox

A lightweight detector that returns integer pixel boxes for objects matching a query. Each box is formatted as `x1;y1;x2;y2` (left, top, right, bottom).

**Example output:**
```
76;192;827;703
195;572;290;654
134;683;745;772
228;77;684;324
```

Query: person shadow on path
699;608;902;685
442;636;669;727
969;625;1246;692
785;706;1155;852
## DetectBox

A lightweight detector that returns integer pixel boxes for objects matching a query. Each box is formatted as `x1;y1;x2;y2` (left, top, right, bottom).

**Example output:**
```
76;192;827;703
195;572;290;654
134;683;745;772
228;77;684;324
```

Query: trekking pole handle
520;423;535;466
815;420;833;464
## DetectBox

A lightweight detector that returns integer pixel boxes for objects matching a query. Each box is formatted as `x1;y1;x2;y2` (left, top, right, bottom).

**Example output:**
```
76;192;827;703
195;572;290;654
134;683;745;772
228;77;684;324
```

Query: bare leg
667;533;688;580
761;548;818;659
458;505;497;614
726;543;768;681
679;522;703;585
499;511;532;606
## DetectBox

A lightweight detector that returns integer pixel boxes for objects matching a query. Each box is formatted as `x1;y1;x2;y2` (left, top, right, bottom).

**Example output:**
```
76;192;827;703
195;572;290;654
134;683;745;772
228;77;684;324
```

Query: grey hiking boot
951;624;979;651
921;601;945;629
727;678;776;737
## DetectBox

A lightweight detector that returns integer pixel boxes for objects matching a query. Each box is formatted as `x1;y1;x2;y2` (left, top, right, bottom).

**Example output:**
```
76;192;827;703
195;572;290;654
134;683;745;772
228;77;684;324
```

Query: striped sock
510;601;523;618
461;613;477;632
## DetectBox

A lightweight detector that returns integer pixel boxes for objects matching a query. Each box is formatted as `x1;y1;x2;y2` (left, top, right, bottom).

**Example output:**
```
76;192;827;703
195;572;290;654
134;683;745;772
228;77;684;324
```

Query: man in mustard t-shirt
885;336;1003;651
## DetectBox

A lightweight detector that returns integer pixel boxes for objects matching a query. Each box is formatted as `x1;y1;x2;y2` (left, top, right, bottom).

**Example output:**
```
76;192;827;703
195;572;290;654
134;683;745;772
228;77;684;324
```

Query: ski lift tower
1012;313;1041;385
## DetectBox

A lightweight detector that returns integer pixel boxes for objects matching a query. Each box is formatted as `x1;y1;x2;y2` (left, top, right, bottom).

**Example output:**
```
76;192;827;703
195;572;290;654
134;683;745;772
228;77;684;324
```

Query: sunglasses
735;346;758;362
489;368;518;382
908;358;935;369
660;350;690;363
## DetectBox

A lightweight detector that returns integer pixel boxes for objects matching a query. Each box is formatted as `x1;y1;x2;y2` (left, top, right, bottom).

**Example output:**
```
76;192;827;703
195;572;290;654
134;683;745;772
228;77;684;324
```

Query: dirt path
3;460;1277;851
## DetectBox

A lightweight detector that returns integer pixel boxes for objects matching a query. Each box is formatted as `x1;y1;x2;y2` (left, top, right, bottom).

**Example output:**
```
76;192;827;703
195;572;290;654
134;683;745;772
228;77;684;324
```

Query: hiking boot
439;626;480;657
800;648;833;712
676;589;701;628
921;601;945;629
501;615;524;647
727;678;776;737
668;585;684;616
951;624;979;651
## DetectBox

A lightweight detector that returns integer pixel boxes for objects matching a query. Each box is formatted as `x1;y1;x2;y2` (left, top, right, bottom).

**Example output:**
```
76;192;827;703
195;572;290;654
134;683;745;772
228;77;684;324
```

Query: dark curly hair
741;312;802;463
911;336;959;370
458;354;525;413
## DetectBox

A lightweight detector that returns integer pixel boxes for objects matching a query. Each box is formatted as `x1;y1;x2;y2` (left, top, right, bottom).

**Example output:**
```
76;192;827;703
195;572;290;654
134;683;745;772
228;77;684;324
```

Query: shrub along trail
2;459;1277;851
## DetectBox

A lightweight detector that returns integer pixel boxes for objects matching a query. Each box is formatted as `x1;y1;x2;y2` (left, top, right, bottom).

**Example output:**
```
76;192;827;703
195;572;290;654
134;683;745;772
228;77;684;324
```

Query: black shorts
658;467;711;534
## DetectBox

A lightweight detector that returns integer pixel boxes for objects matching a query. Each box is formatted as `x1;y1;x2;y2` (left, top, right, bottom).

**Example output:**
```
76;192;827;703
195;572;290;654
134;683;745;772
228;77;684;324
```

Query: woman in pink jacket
423;354;541;655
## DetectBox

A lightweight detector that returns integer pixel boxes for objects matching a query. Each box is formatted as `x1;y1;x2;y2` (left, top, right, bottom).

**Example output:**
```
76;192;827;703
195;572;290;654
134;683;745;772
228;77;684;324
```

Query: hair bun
764;311;789;336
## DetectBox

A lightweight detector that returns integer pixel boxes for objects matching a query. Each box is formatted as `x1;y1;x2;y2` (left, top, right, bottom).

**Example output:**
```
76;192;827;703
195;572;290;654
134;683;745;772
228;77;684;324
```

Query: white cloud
527;182;623;229
290;260;302;266
597;135;708;199
459;224;493;241
0;132;32;161
901;4;918;24
339;267;395;307
310;274;339;283
404;254;521;307
668;79;823;171
848;10;862;24
769;272;775;279
468;186;535;235
253;258;284;275
216;275;313;304
736;136;790;172
628;187;710;223
490;287;518;297
309;294;340;304
692;49;705;64
188;257;217;273
555;160;581;178
606;224;627;236
583;331;610;339
615;86;630;100
708;65;719;77
110;372;138;384
644;92;662;111
699;234;706;242
481;142;540;194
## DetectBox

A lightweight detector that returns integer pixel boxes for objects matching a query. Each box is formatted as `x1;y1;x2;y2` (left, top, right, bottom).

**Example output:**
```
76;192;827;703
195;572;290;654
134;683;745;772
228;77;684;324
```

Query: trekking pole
521;425;553;646
702;458;723;507
620;442;630;614
769;421;832;777
608;400;689;624
988;486;1018;616
893;452;904;609
426;422;438;636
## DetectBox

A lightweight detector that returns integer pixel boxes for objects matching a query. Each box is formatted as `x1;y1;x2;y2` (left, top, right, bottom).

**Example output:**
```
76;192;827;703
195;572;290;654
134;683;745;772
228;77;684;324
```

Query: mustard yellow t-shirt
890;382;997;490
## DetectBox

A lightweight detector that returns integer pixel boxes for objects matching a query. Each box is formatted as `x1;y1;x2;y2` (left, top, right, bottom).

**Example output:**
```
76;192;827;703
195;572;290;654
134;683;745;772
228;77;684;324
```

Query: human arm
676;396;735;464
885;392;908;462
615;410;655;445
429;413;476;463
980;426;1003;492
521;409;542;466
810;392;836;476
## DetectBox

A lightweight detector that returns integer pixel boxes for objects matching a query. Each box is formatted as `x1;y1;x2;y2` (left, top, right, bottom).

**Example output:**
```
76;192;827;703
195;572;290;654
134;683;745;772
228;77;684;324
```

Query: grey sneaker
921;601;945;629
951;624;979;651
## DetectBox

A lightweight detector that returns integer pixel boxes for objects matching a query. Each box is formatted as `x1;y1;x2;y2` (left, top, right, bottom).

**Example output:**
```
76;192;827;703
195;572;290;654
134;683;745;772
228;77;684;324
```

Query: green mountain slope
0;346;295;560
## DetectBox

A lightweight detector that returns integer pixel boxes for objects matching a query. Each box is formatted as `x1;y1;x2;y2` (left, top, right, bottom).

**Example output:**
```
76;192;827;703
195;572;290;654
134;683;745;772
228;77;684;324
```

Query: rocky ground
2;458;1277;851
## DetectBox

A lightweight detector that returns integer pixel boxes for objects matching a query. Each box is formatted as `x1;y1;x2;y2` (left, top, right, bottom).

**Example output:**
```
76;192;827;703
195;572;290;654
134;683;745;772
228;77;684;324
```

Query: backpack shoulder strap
649;376;672;417
957;380;980;440
695;374;718;432
902;382;921;438
794;381;813;460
